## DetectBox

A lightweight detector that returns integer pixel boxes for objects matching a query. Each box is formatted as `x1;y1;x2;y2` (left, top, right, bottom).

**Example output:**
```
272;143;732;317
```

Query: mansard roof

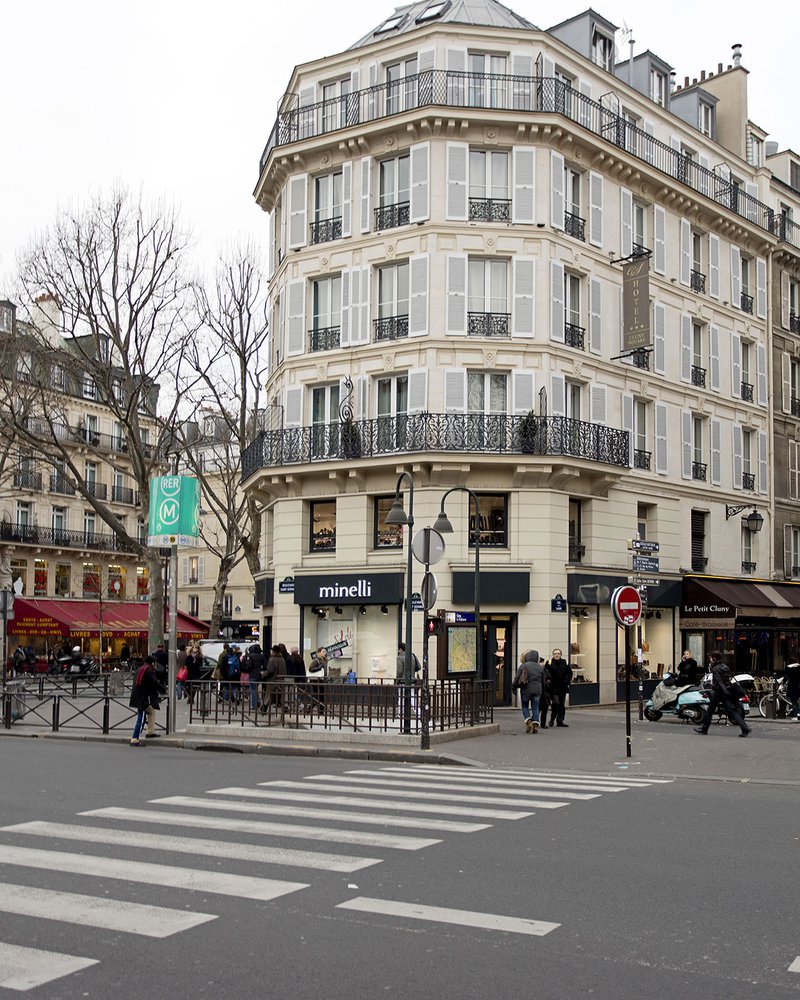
349;0;537;50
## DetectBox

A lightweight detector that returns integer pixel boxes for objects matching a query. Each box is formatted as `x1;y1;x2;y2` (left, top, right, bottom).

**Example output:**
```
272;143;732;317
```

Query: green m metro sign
147;476;200;547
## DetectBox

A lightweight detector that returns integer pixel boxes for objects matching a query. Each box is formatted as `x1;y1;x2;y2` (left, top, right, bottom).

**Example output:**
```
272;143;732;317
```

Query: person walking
785;661;800;721
226;646;242;704
184;644;203;706
547;648;573;727
245;643;266;712
129;657;159;746
538;657;553;730
287;647;306;711
513;649;545;733
694;651;751;737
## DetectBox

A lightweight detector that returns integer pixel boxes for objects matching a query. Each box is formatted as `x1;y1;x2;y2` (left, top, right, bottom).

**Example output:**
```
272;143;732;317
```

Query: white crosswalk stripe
427;765;671;785
0;942;98;993
337;897;560;937
340;769;632;793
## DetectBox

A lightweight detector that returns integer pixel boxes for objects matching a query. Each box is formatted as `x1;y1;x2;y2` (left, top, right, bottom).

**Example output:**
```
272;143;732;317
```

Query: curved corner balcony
241;413;630;481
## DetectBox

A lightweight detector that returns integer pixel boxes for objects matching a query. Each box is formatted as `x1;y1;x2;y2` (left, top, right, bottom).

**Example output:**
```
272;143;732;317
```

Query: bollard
102;697;110;734
52;696;60;732
770;678;779;719
3;692;10;729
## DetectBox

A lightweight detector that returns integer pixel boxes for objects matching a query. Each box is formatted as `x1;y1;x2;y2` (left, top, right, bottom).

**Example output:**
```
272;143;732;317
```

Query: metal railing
83;480;107;500
568;542;585;562
112;485;135;504
565;322;586;350
742;560;757;574
740;381;754;402
631;349;649;370
374;315;409;341
13;471;42;491
50;474;76;495
310;216;343;244
742;471;756;491
741;292;754;314
692;555;708;571
469;197;511;222
633;449;652;470
691;365;707;388
259;70;787;244
564;211;586;241
242;412;630;479
375;201;410;230
0;521;138;553
692;461;707;481
467;312;510;337
791;396;800;418
791;313;800;334
632;242;650;257
309;326;341;352
690;269;706;294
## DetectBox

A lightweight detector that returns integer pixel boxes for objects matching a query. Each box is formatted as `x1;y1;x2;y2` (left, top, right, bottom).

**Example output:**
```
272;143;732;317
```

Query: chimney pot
700;70;706;81
692;77;698;85
718;62;723;73
684;76;690;87
732;43;742;67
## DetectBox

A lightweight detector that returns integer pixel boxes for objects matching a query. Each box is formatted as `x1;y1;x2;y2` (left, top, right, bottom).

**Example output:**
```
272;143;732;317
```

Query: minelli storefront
681;576;800;675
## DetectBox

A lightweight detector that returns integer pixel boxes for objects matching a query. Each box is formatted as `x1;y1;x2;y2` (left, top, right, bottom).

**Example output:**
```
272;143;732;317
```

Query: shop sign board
680;599;735;630
293;572;404;606
610;585;642;627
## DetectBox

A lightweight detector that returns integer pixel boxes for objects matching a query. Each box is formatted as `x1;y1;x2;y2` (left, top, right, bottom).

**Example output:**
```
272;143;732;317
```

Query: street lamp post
384;471;415;734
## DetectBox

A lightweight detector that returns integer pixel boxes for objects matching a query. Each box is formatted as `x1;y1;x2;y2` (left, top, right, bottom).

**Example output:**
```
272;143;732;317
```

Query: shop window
34;559;48;597
375;496;403;549
470;494;508;548
189;595;199;617
619;610;670;679
569;606;597;683
55;562;71;597
691;510;707;571
108;564;125;599
10;560;27;595
136;565;149;601
82;563;100;598
310;499;336;551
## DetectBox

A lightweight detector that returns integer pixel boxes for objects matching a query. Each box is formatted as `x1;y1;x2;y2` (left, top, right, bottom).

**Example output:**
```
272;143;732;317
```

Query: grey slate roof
349;0;537;50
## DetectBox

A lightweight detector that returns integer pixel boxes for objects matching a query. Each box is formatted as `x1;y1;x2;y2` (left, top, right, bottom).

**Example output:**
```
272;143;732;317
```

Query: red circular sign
610;585;642;627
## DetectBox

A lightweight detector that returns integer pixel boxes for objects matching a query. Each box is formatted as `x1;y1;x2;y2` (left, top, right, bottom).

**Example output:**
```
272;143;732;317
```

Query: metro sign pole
611;586;643;759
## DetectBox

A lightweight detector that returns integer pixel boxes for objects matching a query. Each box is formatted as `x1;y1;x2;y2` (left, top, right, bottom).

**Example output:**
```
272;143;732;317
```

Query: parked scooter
645;673;752;724
56;646;100;675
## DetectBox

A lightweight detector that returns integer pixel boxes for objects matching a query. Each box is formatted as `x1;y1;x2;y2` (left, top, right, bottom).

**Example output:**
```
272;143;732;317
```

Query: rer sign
147;476;200;547
610;585;642;627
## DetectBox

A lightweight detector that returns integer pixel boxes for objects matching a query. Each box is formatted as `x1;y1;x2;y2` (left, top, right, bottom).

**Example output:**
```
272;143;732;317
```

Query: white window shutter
698;154;710;197
446;48;466;71
680;219;691;286
654;303;666;374
360;157;372;233
407;369;428;413
550;261;565;342
710;325;721;391
356;375;369;420
589;277;602;355
285;386;303;427
709;234;720;298
359;266;370;344
758;430;768;495
512;147;535;224
350;69;360;92
268;211;275;277
512;371;535;414
620;188;633;258
781;271;791;329
512;54;533;76
710;418;721;486
731;333;741;399
578;80;592;127
782;352;791;413
367;63;378;119
550;373;565;416
745;182;759;223
446;255;467;335
341;161;352;238
418;49;435;73
539;54;555;110
655;402;668;475
732;424;743;489
288;174;308;250
589;172;603;247
550;150;565;230
512;257;535;338
680;314;692;383
409;254;429;337
756;258;767;319
756;343;767;406
731;246;741;308
622;393;634;467
181;558;188;586
340;271;351;347
444;369;466;412
410;142;430;223
681;409;692;480
349;268;361;345
643;120;655;164
785;524;794;579
287;280;306;356
198;557;205;586
589;385;607;425
654;206;666;275
446;143;468;221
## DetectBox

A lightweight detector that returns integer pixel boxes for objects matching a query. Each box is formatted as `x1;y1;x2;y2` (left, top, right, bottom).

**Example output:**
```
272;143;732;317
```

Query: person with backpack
226;646;242;704
244;643;266;712
513;648;546;733
129;657;159;746
694;651;751;737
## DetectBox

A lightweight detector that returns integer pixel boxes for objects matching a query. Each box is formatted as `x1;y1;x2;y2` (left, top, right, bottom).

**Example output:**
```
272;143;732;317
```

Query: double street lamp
385;472;415;733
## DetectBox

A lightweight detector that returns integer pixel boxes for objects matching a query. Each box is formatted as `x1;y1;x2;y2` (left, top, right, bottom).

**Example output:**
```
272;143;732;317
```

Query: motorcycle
645;673;752;725
56;654;100;676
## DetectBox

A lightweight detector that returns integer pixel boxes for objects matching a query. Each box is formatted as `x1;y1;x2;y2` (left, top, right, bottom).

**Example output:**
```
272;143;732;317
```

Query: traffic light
426;616;442;637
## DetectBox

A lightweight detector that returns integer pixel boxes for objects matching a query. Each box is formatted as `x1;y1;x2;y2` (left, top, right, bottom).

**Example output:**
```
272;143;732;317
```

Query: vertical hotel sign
622;257;651;351
147;476;200;547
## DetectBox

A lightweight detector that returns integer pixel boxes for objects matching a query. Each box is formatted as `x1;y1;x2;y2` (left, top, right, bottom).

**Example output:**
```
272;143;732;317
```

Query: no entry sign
610;585;642;627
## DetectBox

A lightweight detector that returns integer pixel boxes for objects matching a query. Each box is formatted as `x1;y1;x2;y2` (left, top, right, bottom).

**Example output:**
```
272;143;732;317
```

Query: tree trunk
207;554;235;638
146;549;166;650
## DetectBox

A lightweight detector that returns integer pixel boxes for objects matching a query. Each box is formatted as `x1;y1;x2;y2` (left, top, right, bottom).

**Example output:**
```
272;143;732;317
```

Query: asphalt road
0;740;797;999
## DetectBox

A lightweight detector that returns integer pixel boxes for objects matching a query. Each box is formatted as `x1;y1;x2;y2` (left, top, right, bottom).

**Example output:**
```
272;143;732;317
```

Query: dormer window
699;102;714;138
592;29;613;72
0;304;13;334
748;133;763;168
650;69;666;107
375;12;406;33
416;0;449;22
791;162;800;192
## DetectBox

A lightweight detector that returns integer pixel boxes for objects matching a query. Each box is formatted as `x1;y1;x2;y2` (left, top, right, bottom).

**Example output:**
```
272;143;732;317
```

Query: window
592;29;613;72
85;461;97;486
691;321;706;387
141;427;151;457
792;162;800;192
566;381;582;421
189;556;200;585
554;69;574;117
375;496;403;549
82;375;97;400
52;507;67;538
467;371;507;415
634;400;650;469
468;52;507;108
52;363;65;391
34;559;47;597
740;255;754;313
740;340;754;400
310;499;336;551
468;150;509;221
113;422;126;452
790;527;800;577
633;201;647;253
377;155;410;229
691;231;706;292
637;503;652;540
564;167;584;240
16;351;32;381
376;375;409;450
321;77;351;132
564;272;584;349
55;562;70;597
742;429;755;490
10;560;27;595
699;102;714;138
311;383;341;457
467;259;509;336
137;519;146;545
471;494;508;547
137;565;150;601
416;0;449;22
386;57;417;114
107;564;125;599
189;595;199;617
748;134;763;168
223;594;233;617
83;511;96;540
691;510;707;571
650;69;667;107
16;501;32;528
568;498;584;561
376;12;405;33
82;563;100;598
376;262;409;340
742;526;755;573
83;414;99;444
310;276;342;352
112;377;124;404
0;303;13;333
311;171;343;244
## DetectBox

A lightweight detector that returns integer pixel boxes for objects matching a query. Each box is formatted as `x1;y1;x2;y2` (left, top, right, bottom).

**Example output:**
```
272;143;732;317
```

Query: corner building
243;1;800;702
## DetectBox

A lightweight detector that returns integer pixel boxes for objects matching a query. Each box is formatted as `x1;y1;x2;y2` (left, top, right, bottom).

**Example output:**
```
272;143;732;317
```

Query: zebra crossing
0;764;668;991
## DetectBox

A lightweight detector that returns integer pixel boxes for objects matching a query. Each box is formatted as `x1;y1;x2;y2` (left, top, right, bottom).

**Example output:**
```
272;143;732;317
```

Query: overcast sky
2;0;796;292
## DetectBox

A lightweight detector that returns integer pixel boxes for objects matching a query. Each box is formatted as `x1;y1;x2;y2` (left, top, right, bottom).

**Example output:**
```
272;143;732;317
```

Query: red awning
8;599;208;641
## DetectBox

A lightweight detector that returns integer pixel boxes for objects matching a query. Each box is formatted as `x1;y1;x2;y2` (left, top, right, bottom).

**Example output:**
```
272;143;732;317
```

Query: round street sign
411;527;446;566
610;585;642;627
420;571;438;611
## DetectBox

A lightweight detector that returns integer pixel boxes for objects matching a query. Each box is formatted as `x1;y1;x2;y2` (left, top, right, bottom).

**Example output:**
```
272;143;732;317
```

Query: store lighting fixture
359;605;367;616
335;606;342;615
381;604;388;615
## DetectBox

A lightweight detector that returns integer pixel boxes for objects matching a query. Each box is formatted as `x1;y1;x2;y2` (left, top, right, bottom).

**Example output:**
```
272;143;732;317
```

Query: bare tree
12;189;198;644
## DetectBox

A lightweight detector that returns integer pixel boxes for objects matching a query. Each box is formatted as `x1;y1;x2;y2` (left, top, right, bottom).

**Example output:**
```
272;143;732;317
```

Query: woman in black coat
129;658;158;746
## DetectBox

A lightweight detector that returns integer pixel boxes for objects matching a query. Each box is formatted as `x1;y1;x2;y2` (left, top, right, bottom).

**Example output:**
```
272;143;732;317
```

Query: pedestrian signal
426;616;442;636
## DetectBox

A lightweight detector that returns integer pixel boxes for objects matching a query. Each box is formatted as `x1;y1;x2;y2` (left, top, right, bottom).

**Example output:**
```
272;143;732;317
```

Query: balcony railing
564;211;586;241
467;312;510;338
468;198;510;222
791;312;800;334
564;323;585;350
692;462;707;481
13;471;43;491
791;396;800;417
568;542;585;563
740;381;754;402
309;217;342;244
259;71;788;245
309;326;341;352
374;202;410;231
112;485;135;504
742;472;756;491
690;269;706;294
741;292;754;314
242;413;631;480
374;315;409;341
0;521;138;553
632;242;650;257
631;349;650;370
83;481;107;500
691;365;706;388
633;449;651;470
742;561;757;574
691;556;708;572
50;475;76;496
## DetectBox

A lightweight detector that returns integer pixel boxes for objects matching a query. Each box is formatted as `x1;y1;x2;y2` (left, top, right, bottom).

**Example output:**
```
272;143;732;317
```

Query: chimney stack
732;43;742;67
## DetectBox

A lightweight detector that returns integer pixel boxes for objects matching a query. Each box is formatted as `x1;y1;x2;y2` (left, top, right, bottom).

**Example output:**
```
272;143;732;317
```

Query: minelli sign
293;572;404;606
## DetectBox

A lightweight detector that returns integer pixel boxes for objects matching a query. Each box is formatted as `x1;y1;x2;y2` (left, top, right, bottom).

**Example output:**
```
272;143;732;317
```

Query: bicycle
758;677;797;719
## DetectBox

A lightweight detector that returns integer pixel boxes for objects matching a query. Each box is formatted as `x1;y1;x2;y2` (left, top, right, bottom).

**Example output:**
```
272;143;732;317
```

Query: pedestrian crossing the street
0;765;669;991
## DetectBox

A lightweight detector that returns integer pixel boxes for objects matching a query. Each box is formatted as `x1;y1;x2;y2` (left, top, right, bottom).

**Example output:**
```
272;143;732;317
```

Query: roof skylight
375;12;406;34
416;0;450;24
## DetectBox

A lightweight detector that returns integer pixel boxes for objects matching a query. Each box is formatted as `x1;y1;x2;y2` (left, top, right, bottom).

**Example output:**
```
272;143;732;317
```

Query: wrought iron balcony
468;198;511;222
50;475;76;496
0;521;135;553
633;449;651;471
740;292;754;314
631;349;650;370
112;485;135;504
632;243;650;257
467;312;510;338
568;542;585;563
564;211;586;241
259;71;789;246
309;216;342;244
741;561;756;574
374;315;409;341
792;396;800;417
740;381;754;402
83;480;108;500
308;326;341;352
690;269;706;293
742;472;756;491
13;471;43;491
692;462;707;481
564;323;585;350
374;202;410;231
691;365;706;388
691;556;708;572
242;412;631;480
791;312;800;334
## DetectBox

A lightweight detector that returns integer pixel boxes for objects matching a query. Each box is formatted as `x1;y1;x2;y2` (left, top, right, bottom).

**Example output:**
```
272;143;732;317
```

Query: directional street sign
632;555;660;573
627;539;660;553
629;576;661;587
610;585;642;627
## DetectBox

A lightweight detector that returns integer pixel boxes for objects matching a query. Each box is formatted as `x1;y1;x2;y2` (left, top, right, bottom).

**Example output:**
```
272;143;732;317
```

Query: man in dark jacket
547;649;573;727
129;657;159;746
513;649;545;733
695;652;751;736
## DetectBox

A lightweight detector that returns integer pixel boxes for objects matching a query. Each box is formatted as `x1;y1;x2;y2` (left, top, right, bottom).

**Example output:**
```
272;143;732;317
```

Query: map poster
447;625;476;674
